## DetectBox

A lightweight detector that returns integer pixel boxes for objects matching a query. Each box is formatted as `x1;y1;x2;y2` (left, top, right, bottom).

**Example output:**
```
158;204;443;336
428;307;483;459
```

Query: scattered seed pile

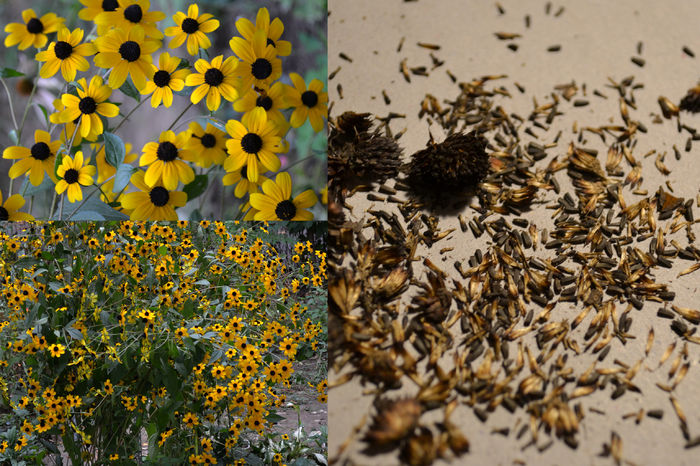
329;4;700;466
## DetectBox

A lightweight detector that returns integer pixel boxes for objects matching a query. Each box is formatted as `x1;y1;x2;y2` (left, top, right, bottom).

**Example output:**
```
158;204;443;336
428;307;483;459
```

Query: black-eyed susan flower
3;129;60;186
4;9;63;50
139;130;195;190
0;192;33;221
121;171;186;220
235;7;291;57
286;72;328;132
55;151;96;203
48;343;65;358
230;29;282;91
139;52;189;108
35;27;96;82
94;27;159;90
249;172;317;221
224;108;282;183
78;0;119;23
165;3;219;56
184;55;239;111
233;82;290;136
49;98;84;146
94;0;165;39
56;75;119;139
184;122;227;168
222;166;266;199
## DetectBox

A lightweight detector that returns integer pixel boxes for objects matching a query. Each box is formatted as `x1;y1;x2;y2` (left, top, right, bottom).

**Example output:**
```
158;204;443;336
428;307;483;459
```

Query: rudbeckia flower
50;99;84;146
224;108;282;183
36;27;96;82
184;55;239;111
222;167;266;199
249;172;317;221
165;3;219;56
184;122;227;168
78;0;119;22
286;73;328;132
139;130;195;190
55;151;96;203
48;344;65;358
55;75;119;139
120;171;186;220
233;82;290;136
94;0;165;39
230;29;282;91
235;7;292;57
3;129;60;186
139;52;190;108
94;27;160;90
0;191;33;221
4;9;63;50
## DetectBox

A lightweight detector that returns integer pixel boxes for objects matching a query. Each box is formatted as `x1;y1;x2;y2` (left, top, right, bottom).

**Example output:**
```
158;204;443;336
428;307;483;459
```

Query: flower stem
167;102;193;131
0;78;19;132
17;61;41;143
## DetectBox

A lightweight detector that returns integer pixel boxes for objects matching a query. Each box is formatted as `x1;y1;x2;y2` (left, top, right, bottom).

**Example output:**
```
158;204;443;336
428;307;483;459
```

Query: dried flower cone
405;131;489;191
679;85;700;113
364;398;422;446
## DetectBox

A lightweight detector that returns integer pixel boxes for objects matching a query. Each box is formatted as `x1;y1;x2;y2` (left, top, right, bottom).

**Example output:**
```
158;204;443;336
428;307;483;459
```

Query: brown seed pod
364;397;423;447
680;85;700;113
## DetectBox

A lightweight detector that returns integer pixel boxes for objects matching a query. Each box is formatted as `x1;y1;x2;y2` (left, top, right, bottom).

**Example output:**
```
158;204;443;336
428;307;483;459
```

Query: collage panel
0;220;327;464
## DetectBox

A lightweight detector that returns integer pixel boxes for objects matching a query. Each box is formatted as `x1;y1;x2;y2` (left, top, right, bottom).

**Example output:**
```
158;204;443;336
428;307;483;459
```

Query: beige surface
329;0;700;465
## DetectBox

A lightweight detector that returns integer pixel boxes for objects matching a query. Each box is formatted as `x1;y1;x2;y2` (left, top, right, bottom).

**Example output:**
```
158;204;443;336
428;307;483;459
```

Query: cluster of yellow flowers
2;1;327;220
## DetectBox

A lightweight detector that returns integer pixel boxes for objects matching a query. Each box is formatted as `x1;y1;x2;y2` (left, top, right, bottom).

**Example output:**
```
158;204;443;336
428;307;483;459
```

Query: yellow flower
56;75;119;139
78;0;119;23
56;151;96;203
165;3;219;56
94;27;159;90
94;0;165;39
235;7;291;57
139;130;195;190
233;82;290;136
35;27;96;81
184;122;227;168
120;171;186;221
286;73;328;132
222;167;266;199
249;172;317;221
224;108;282;183
230;29;282;91
140;52;190;108
4;9;63;50
48;343;65;358
184;55;239;111
104;379;114;395
3;129;60;186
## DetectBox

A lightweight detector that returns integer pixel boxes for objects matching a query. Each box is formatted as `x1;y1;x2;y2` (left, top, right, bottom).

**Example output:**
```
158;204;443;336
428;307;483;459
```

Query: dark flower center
255;95;273;111
241;133;263;154
26;18;44;34
119;41;141;62
156;141;178;161
54;41;73;60
79;97;97;115
251;58;272;80
102;0;118;12
204;68;224;86
123;4;143;23
241;165;248;180
149;186;170;207
275;200;296;220
266;38;276;48
30;142;51;161
64;168;79;184
200;133;216;148
153;70;171;87
181;18;199;34
0;207;9;221
301;90;318;108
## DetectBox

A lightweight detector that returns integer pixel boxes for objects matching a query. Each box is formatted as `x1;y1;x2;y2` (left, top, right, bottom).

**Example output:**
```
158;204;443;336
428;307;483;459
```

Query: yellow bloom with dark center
249;172;317;221
120;170;186;220
224;108;281;183
233;82;290;137
286;73;328;132
182;412;199;428
78;0;120;23
140;52;189;108
56;151;96;203
165;3;219;56
235;7;292;57
184;122;227;168
104;379;114;395
139;130;195;190
0;191;33;221
48;343;65;358
35;28;96;82
184;55;239;111
94;0;165;39
56;75;119;139
230;29;282;90
4;9;63;50
94;27;159;90
3;129;60;186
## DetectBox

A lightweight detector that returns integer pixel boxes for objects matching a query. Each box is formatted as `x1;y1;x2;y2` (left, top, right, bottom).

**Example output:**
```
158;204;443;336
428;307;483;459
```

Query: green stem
17;60;41;143
0;78;19;132
167;102;193;131
284;154;315;172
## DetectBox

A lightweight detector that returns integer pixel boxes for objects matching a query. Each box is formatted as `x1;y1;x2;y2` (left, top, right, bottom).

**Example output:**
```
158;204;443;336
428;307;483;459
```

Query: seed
548;45;562;52
339;52;353;62
631;57;645;67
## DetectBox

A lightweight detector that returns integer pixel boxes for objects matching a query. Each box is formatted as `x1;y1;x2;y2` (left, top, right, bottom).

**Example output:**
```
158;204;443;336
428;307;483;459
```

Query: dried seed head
679;85;700;113
364;398;423;446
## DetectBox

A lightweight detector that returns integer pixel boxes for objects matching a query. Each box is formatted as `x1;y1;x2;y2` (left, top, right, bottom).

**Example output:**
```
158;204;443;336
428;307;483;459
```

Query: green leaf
119;78;141;101
114;164;136;193
54;151;64;179
0;67;24;78
176;58;190;70
158;245;168;255
20;173;55;196
65;326;83;340
183;174;208;201
103;132;125;168
8;129;18;144
265;412;285;423
53;191;129;220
